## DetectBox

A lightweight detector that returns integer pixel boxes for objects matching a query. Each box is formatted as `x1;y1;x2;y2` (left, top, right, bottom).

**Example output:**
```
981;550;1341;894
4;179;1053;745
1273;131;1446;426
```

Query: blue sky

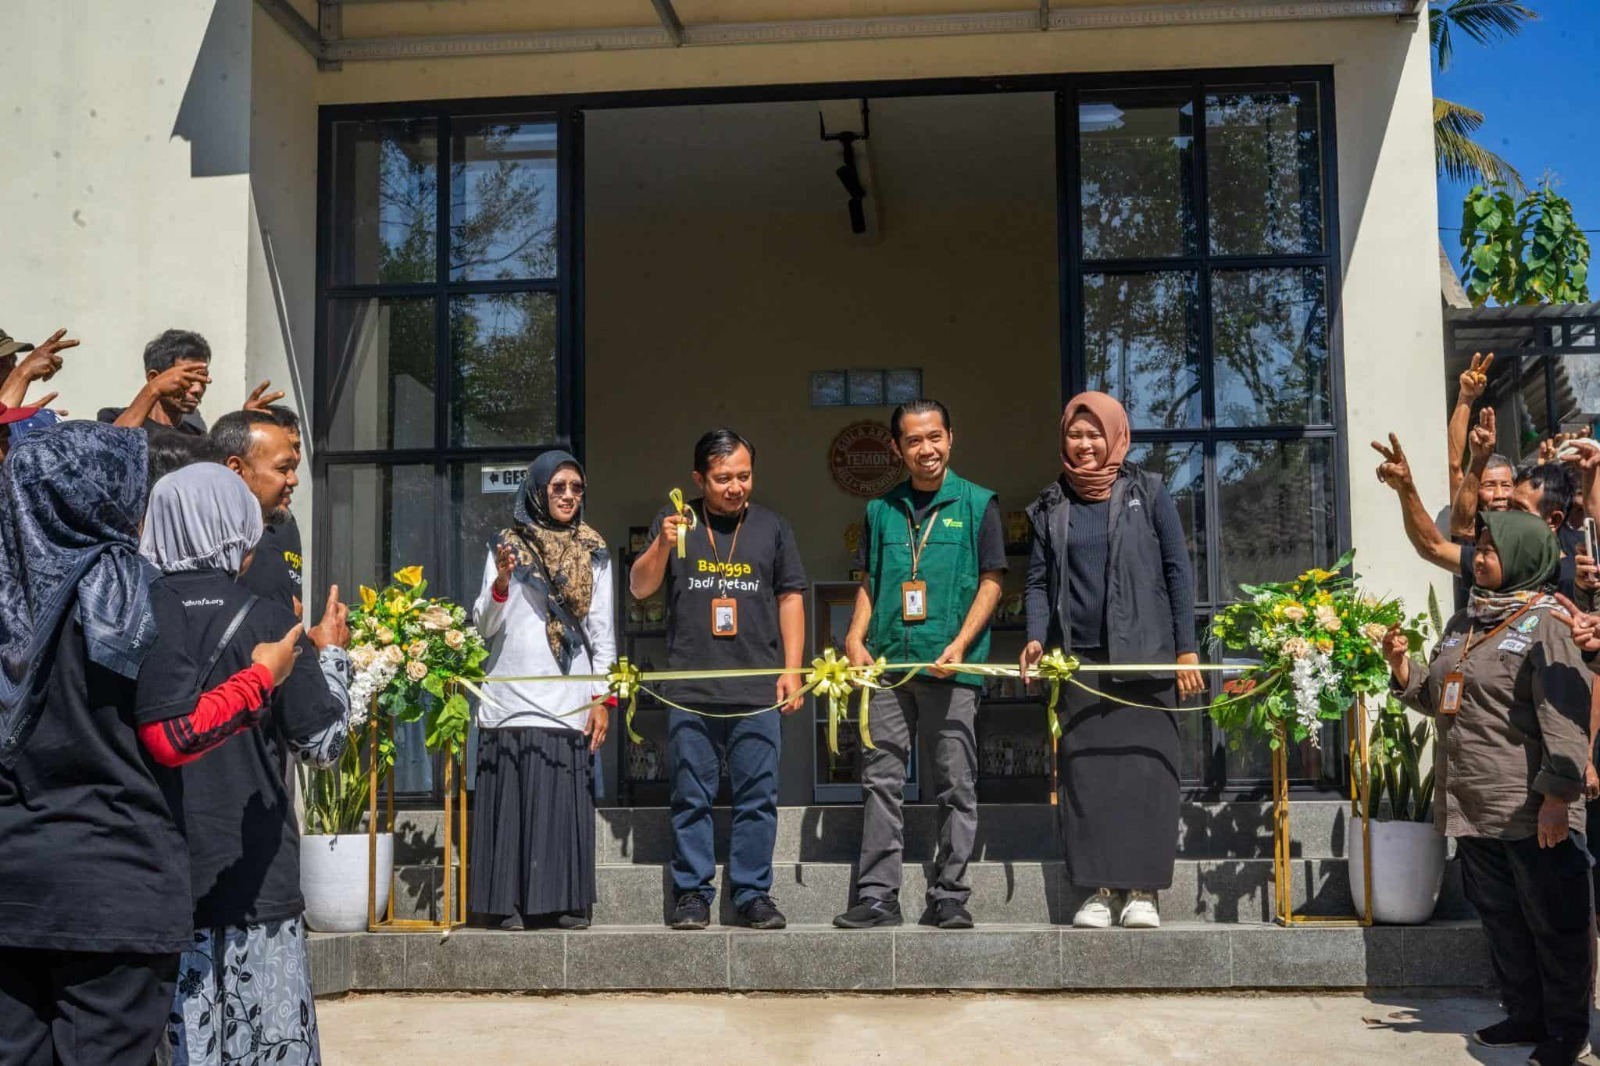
1433;0;1600;249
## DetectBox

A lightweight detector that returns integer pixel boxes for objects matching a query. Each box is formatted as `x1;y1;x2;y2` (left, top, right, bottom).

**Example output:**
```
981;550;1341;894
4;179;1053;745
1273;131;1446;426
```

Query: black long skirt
469;727;596;918
1058;663;1180;891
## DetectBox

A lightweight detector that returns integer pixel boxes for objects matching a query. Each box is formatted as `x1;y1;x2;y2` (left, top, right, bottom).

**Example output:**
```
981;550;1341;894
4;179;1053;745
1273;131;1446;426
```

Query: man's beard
266;504;292;526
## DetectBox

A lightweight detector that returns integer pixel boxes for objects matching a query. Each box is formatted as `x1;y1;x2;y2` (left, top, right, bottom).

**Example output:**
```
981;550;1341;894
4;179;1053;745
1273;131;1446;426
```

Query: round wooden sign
829;422;903;498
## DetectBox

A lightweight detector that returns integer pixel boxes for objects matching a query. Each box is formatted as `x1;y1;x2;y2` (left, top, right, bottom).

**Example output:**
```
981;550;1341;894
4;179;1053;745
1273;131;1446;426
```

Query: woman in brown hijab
1020;392;1201;930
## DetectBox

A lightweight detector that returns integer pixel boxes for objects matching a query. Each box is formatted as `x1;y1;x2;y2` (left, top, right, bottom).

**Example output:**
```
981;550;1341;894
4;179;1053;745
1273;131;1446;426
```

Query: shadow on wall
173;0;252;178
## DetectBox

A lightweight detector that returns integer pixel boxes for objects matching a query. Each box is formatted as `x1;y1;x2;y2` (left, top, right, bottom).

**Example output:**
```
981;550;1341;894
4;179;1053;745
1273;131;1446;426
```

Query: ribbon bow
806;648;856;754
607;658;646;742
668;488;698;559
1033;649;1080;740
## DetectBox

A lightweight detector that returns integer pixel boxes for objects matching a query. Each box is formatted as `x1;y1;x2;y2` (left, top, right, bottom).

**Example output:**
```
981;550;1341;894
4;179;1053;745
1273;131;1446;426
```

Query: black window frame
313;64;1346;801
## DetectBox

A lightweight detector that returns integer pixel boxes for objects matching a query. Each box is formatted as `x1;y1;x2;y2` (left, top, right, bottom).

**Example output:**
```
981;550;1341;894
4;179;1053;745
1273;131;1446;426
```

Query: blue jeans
667;707;781;908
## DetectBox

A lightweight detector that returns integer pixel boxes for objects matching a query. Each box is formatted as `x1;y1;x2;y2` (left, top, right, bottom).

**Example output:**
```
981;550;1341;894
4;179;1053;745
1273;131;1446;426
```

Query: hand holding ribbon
667;488;698;560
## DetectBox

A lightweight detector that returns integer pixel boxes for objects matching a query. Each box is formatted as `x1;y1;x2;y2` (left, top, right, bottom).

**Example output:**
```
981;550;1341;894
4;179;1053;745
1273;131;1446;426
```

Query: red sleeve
137;664;276;768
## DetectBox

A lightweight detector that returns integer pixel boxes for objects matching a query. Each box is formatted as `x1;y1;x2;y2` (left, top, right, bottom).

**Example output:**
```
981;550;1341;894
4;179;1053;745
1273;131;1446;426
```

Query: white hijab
140;463;264;576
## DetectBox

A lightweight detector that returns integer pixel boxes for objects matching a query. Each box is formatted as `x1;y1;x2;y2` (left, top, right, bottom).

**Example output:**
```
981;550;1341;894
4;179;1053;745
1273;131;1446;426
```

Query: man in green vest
834;399;1006;930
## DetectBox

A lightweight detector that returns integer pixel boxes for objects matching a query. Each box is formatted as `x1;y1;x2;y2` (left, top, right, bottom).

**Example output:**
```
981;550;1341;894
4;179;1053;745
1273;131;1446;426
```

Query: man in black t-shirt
237;406;307;615
630;430;807;932
98;328;287;436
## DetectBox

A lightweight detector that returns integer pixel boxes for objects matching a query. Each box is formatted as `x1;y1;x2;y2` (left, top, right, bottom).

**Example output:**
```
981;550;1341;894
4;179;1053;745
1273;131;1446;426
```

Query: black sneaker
738;895;787;930
1528;1037;1591;1065
1473;1020;1546;1048
669;893;711;930
932;899;974;929
833;898;903;929
555;912;591;930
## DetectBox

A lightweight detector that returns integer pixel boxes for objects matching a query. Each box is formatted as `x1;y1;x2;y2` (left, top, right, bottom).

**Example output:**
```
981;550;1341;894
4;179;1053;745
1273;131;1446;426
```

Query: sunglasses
548;480;586;498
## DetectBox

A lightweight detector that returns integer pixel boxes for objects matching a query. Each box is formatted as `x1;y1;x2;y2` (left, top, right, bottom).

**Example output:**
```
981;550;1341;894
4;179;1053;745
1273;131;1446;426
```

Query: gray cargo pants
854;678;979;905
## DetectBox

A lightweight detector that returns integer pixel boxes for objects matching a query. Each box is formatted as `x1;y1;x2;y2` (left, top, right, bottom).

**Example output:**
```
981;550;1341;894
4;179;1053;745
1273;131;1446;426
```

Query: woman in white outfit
470;450;614;930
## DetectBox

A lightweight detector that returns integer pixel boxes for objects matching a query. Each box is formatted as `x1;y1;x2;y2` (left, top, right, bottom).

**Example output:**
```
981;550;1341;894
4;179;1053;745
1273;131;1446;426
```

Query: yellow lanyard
905;508;940;581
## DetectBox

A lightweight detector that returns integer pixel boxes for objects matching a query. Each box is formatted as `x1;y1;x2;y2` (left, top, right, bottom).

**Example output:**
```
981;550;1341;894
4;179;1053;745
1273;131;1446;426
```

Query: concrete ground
316;992;1599;1065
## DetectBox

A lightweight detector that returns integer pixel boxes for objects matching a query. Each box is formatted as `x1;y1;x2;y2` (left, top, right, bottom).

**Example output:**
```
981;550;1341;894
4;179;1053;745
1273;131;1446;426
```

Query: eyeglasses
548;481;586;498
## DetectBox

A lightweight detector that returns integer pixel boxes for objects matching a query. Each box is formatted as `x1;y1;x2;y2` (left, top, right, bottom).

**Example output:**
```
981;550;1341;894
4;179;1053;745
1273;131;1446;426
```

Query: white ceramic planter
1349;819;1447;925
301;833;393;933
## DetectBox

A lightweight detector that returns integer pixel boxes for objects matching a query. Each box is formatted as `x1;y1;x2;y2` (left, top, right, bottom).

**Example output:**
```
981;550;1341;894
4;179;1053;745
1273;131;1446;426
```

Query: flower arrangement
347;566;489;758
1208;551;1429;749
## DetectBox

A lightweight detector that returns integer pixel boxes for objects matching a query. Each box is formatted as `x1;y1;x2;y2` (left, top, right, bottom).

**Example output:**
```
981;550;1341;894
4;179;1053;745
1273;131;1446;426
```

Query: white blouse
471;550;616;731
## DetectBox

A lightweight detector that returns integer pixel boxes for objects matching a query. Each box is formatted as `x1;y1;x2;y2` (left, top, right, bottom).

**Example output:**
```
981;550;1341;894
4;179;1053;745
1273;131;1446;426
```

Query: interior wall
584;94;1059;802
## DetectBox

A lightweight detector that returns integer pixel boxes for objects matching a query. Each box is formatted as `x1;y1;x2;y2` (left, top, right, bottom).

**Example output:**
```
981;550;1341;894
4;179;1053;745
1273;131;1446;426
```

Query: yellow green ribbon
606;657;646;743
854;658;887;750
1033;649;1081;740
668;488;697;559
805;648;856;755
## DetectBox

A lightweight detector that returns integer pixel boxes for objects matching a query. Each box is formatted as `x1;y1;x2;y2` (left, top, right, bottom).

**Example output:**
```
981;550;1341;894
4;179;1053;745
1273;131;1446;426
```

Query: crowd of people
1372;351;1600;1066
0;326;347;1066
9;316;1600;1066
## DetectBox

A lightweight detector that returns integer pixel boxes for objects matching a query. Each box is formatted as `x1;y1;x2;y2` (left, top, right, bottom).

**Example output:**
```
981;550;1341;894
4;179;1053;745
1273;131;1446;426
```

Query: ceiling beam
325;2;1416;63
650;0;686;46
1039;0;1050;31
255;0;325;60
318;0;344;71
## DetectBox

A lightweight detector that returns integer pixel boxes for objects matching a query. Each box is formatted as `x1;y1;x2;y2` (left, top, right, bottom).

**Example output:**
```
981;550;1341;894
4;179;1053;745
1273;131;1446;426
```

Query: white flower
1282;605;1307;623
1282;636;1312;660
381;644;406;668
1287;649;1342;749
405;660;428;682
420;606;453;631
444;629;465;650
349;644;377;671
376;625;395;645
1362;622;1389;645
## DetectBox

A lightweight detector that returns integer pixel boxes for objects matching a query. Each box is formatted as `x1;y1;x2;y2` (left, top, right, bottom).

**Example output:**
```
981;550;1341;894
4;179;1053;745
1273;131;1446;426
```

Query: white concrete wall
1;0;254;419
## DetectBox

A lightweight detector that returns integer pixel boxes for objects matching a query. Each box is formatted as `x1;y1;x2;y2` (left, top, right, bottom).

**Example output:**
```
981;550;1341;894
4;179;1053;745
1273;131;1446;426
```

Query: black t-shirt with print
0;616;194;954
240;515;304;614
648;501;807;708
139;569;343;929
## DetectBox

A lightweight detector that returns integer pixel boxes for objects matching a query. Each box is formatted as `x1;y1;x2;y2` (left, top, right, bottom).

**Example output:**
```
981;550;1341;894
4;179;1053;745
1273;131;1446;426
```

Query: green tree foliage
1459;183;1591;306
1429;0;1538;191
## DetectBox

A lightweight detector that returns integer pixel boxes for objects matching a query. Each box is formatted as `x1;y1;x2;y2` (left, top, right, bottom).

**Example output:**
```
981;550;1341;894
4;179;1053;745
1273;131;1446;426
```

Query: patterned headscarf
0;421;157;766
140;463;264;576
494;451;607;674
1061;391;1131;503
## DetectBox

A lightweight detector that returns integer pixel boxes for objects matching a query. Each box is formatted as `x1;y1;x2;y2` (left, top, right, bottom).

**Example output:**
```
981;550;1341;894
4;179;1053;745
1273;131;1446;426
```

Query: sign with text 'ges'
481;465;527;494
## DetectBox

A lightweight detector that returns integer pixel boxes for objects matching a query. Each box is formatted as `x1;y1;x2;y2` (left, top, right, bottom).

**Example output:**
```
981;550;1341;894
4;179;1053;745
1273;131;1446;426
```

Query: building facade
4;0;1446;802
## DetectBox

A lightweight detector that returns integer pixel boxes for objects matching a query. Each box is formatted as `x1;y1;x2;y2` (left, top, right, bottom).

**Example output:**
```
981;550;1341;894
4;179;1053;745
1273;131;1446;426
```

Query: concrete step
382;856;1471;928
307;921;1494;996
391;801;1359;866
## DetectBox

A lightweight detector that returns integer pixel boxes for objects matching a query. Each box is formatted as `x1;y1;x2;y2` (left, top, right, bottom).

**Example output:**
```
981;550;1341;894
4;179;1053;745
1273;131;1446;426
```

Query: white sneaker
1120;891;1160;929
1072;888;1117;929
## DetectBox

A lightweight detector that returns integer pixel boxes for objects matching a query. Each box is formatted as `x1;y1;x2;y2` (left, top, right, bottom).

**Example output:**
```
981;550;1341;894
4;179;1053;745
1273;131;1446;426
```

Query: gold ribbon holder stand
367;711;469;932
1271;699;1373;927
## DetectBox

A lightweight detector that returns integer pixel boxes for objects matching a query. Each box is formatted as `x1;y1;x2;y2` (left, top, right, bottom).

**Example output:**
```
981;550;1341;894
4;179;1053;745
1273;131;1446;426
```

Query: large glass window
1070;77;1341;792
318;108;576;795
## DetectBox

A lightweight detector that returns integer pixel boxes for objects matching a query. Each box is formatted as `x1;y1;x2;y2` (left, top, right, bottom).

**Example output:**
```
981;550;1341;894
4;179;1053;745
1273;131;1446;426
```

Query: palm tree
1431;0;1538;192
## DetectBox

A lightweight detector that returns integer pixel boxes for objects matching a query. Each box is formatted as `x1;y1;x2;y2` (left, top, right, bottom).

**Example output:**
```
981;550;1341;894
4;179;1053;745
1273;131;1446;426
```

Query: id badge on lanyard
903;508;939;624
1439;604;1534;716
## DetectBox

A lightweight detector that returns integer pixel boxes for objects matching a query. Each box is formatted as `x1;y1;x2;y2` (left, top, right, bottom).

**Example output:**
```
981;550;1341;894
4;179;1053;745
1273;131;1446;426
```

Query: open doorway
583;93;1061;805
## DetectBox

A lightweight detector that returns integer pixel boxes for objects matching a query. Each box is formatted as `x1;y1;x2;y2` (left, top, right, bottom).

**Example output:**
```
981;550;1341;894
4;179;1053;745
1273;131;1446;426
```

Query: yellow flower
1299;568;1336;583
405;660;428;682
1316;637;1334;654
359;586;378;611
394;566;425;588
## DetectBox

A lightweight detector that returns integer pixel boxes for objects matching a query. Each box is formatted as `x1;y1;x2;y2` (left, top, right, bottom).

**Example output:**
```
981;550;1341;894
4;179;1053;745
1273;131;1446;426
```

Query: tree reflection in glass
1083;271;1201;429
1079;91;1197;260
1216;439;1337;599
330;120;438;286
450;292;559;448
450;118;559;282
1206;86;1323;257
1212;267;1330;427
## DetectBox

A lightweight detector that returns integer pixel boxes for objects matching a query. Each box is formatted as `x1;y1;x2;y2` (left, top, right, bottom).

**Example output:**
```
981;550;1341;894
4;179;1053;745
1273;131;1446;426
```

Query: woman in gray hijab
136;463;352;1066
